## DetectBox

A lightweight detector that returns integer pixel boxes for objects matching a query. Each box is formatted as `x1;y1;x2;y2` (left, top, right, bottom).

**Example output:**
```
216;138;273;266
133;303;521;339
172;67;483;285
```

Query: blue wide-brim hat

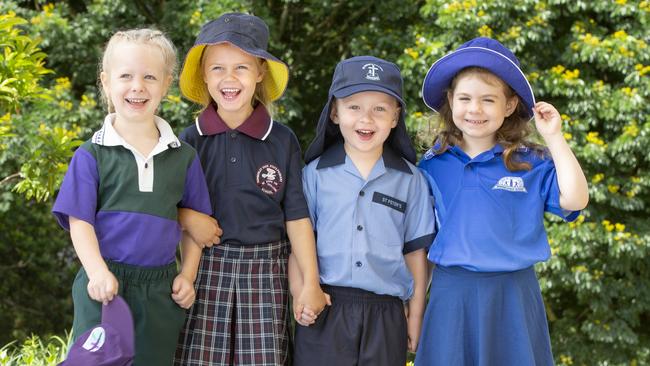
422;37;535;119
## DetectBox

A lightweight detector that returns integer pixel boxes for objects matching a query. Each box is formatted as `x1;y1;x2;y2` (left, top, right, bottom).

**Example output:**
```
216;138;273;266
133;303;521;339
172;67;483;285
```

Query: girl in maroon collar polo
174;13;327;366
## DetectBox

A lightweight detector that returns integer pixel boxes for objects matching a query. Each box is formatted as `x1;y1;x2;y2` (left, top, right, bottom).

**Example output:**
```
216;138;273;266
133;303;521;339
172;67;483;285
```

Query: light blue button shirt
418;144;579;272
303;143;435;300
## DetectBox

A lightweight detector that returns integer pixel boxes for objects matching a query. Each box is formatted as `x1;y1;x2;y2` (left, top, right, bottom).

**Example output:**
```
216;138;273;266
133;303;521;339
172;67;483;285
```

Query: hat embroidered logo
362;63;383;81
81;327;106;352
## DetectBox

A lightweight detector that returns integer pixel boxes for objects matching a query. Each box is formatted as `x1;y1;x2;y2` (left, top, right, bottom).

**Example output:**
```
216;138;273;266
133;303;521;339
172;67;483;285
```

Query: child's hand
86;268;118;305
293;302;316;326
297;285;330;318
533;101;563;139
405;303;423;353
171;273;196;309
180;209;222;248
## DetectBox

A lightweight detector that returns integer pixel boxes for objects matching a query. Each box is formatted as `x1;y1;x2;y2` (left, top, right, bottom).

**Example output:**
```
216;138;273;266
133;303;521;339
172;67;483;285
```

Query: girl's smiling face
202;43;265;127
448;73;518;150
101;41;171;125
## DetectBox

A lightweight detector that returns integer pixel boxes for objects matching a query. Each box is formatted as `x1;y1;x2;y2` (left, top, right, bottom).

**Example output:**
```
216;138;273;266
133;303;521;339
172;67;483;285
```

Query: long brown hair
433;67;543;171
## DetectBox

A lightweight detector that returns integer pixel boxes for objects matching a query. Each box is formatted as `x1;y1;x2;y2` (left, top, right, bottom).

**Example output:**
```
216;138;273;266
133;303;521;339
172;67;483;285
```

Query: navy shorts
293;285;407;366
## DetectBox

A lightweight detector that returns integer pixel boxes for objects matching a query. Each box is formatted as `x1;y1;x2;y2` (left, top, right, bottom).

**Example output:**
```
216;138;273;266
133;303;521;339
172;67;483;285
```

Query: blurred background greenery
0;0;648;365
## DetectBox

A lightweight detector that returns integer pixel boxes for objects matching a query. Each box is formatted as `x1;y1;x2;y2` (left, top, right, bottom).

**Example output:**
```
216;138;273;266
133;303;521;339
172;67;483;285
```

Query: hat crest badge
362;63;383;81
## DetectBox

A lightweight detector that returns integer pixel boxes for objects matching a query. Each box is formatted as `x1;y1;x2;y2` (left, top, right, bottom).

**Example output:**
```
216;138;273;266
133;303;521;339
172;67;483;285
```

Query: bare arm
533;102;589;211
404;248;428;352
172;233;203;309
286;218;328;315
178;208;222;247
69;217;118;305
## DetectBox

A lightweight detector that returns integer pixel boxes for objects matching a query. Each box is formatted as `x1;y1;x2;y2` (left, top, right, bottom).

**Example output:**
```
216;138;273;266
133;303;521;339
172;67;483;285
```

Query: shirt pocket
367;191;406;248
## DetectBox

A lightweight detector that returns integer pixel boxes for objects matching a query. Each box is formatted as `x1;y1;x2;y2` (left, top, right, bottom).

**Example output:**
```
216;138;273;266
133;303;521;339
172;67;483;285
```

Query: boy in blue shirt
290;56;435;366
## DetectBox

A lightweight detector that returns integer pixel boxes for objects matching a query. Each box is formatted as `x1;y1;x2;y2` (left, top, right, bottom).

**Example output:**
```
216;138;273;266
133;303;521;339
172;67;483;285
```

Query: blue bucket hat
421;37;535;119
304;55;416;164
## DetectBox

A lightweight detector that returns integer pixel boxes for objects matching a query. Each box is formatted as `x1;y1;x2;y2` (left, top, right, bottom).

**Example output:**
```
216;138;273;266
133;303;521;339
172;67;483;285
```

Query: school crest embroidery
362;63;383;81
492;176;527;193
256;164;284;195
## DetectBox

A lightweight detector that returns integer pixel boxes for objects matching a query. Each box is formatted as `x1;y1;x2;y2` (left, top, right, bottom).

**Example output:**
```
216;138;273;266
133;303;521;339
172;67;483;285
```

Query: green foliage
0;12;51;114
0;333;70;366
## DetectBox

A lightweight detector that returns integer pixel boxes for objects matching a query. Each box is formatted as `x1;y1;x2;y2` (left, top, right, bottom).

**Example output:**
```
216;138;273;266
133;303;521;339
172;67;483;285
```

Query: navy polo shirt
180;104;310;245
303;143;435;300
418;144;580;272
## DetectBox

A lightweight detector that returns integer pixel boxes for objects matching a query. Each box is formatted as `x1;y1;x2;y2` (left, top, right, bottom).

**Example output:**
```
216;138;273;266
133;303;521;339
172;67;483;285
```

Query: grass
0;333;70;366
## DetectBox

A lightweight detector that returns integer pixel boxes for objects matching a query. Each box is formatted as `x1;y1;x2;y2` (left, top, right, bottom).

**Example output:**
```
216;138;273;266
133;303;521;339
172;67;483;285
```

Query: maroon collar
196;103;273;140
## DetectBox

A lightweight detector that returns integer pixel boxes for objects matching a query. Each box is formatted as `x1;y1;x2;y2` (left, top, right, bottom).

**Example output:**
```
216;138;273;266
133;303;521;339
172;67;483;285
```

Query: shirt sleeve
282;132;311;221
179;154;213;215
52;146;99;230
301;162;318;226
540;159;580;221
403;167;436;254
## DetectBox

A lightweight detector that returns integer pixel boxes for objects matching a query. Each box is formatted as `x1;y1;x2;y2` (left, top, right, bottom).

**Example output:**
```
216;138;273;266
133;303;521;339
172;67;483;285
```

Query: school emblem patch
363;63;383;81
256;164;283;195
492;176;527;193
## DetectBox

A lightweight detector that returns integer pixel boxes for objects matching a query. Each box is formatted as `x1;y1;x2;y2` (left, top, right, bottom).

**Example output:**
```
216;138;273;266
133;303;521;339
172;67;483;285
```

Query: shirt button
357;225;363;231
355;261;363;267
230;157;237;163
359;190;365;197
230;132;237;138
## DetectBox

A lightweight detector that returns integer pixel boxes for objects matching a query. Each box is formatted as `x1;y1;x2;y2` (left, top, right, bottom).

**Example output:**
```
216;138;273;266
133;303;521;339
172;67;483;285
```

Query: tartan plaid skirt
175;241;291;366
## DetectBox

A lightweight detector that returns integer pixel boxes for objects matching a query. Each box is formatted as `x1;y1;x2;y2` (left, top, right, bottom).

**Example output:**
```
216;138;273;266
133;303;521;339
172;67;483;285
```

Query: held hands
171;273;196;309
293;284;331;326
86;267;119;305
404;303;423;353
533;101;563;140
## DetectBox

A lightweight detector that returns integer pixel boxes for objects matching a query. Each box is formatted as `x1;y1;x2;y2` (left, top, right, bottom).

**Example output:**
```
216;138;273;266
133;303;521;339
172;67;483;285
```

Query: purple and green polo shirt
180;103;310;245
52;114;212;267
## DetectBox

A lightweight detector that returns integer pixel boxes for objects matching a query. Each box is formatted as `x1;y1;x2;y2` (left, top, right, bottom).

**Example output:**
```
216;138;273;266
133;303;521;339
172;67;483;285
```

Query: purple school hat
421;37;535;119
59;295;134;366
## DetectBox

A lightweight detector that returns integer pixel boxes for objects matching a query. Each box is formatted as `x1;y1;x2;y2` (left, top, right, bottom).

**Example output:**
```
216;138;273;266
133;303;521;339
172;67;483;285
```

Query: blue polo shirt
181;104;310;245
418;144;579;272
303;143;435;300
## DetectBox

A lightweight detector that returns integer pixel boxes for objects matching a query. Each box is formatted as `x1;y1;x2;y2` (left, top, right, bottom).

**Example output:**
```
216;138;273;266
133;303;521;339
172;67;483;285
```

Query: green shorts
72;261;186;366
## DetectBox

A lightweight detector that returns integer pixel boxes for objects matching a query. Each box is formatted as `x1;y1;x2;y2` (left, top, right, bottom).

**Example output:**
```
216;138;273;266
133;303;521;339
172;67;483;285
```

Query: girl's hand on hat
87;268;119;305
533;101;563;140
172;273;196;309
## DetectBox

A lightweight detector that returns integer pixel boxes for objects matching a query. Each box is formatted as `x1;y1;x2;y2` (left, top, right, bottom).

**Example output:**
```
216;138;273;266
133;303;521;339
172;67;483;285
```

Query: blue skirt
415;265;554;366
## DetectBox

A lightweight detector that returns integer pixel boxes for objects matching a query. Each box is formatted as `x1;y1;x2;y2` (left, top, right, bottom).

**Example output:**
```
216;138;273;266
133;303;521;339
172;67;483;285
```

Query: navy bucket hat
421;37;535;119
180;12;289;105
304;56;416;164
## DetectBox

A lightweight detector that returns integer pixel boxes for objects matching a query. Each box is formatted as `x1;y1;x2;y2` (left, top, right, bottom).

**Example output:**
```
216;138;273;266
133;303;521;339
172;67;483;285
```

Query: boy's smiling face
331;91;400;160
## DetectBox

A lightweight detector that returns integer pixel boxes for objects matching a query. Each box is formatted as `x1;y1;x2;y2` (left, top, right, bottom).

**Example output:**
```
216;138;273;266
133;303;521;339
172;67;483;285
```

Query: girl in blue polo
52;29;212;365
416;37;589;365
173;13;327;366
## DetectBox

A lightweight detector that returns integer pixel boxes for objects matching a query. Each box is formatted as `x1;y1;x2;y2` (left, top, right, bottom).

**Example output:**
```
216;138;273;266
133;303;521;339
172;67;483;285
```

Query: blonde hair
198;45;273;116
99;28;177;112
434;67;543;171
